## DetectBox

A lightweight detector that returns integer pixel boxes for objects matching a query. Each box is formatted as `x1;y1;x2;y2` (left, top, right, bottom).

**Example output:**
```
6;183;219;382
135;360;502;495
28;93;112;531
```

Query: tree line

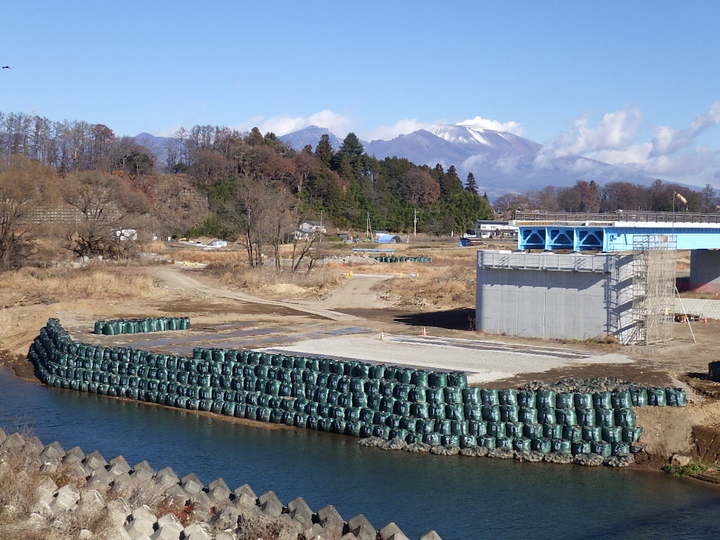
493;179;719;216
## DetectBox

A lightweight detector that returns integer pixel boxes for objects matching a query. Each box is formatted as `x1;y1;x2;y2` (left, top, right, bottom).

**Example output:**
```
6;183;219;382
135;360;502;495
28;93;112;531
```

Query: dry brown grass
208;262;343;299
0;266;159;308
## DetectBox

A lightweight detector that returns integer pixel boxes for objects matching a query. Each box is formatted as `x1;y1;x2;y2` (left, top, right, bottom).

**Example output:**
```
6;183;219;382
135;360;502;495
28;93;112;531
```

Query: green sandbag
520;407;538;424
506;421;524;439
411;371;429;387
622;426;643;442
592;440;612;457
423;432;442;446
464;405;483;422
563;425;583;443
574;392;593;410
552;439;572;454
577;408;596;427
582;426;603;442
498;389;518;406
593;392;612;410
479;435;496;449
468;420;488;437
572;441;591;455
481;389;500;406
482;405;501;422
543;423;563;440
612;441;630;456
665;387;687;407
496;436;513;450
445;404;464;421
536;390;555;409
462;387;481;405
513;437;532;452
429;372;448;388
555;392;574;409
602;426;623;443
487;421;507;438
500;404;519;422
447;372;467;388
614;408;636;428
647;387;666;406
459;435;478;449
539;408;558;425
611;390;632;409
426;388;445;404
518;390;535;408
411;402;429;419
531;438;551;454
596;408;615;427
523;423;543;440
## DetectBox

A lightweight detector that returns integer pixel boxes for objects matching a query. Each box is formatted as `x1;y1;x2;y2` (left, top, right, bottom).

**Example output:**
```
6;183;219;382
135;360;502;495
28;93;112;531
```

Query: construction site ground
4;258;720;467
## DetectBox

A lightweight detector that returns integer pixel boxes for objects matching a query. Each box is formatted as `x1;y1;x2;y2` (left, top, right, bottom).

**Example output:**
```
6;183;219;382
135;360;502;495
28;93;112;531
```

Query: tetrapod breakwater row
0;428;438;540
27;318;687;470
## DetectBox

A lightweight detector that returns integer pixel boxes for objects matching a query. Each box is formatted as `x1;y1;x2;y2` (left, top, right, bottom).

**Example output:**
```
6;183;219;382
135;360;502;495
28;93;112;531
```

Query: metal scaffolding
630;234;677;345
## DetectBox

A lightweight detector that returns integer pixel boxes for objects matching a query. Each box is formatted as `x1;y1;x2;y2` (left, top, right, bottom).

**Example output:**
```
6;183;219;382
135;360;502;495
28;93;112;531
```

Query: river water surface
1;368;718;539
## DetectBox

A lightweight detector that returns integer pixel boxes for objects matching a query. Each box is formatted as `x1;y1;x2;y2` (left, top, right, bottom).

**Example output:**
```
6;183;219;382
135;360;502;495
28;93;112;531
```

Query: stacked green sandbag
27;318;687;458
94;317;190;335
372;256;432;263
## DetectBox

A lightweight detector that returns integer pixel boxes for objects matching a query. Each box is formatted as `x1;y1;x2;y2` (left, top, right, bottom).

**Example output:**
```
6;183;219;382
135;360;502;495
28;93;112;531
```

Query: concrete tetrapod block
150;524;182;540
64;446;85;461
258;490;284;518
133;460;156;476
154;467;179;489
40;441;66;462
232;483;256;500
182;523;212;540
129;468;155;487
347;514;376;540
287;496;314;528
163;485;190;507
214;532;235;540
105;528;132;540
35;477;58;505
0;427;6;443
51;484;81;512
180;472;204;494
207;477;231;501
316;505;344;537
380;522;410;540
125;505;156;538
78;489;106;513
84;450;108;471
109;455;132;476
88;468;115;490
419;531;443;540
232;492;258;511
26;436;45;455
1;432;27;451
211;506;240;530
106;498;131;526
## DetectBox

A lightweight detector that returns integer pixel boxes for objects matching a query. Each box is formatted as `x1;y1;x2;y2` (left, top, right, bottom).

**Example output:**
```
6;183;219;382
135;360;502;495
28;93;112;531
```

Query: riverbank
0;428;439;540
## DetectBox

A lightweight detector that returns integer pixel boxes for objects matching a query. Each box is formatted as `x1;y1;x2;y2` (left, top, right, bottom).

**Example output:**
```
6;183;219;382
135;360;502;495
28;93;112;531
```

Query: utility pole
365;211;371;240
413;207;417;238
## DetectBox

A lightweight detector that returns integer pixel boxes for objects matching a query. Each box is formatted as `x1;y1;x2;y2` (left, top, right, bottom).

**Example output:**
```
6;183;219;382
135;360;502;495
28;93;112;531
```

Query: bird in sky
1;66;10;69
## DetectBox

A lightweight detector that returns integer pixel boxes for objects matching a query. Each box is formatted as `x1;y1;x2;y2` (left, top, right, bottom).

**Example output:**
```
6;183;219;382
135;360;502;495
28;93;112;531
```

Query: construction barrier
28;319;688;458
372;256;432;263
94;317;190;335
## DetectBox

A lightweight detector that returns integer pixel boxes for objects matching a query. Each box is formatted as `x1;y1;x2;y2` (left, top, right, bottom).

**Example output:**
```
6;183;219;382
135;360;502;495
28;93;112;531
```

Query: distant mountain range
279;125;655;196
134;124;655;196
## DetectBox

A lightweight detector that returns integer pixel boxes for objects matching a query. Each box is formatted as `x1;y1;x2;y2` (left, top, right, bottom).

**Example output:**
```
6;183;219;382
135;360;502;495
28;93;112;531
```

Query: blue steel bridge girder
518;225;720;252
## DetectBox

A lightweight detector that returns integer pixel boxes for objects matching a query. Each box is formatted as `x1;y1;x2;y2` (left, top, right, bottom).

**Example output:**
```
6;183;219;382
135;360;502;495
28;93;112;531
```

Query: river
1;368;718;539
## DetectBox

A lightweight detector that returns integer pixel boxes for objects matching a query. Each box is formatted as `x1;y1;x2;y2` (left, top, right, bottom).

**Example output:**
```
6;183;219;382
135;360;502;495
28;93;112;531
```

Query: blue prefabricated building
476;251;636;343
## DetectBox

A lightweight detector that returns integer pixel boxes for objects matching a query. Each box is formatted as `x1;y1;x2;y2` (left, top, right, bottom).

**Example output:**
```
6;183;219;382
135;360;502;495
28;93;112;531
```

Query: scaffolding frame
630;234;677;345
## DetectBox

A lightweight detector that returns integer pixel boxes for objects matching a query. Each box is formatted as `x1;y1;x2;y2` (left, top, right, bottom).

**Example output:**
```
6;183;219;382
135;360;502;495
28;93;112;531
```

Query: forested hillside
0;112;494;240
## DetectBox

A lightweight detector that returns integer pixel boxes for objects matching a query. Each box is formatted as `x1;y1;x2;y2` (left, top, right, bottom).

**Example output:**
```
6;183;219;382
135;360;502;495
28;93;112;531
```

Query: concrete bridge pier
689;249;720;292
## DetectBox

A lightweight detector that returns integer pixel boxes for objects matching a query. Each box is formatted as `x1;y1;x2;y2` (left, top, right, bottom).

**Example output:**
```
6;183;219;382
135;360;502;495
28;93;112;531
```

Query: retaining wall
27;319;686;465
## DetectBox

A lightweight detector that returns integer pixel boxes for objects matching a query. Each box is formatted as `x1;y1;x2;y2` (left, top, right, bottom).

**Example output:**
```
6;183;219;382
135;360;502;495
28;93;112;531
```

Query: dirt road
152;267;360;322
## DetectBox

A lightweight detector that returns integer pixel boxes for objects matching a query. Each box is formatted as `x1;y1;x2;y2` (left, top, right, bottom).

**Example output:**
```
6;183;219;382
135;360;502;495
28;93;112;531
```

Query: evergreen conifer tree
465;172;478;193
315;135;333;166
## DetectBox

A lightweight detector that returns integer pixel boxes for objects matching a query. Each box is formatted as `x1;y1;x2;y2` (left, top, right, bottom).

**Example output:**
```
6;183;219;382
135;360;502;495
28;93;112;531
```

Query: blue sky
1;1;718;184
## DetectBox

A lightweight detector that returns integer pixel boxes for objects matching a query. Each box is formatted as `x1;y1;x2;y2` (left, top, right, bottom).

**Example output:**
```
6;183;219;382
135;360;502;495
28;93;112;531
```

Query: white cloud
365;119;434;141
650;102;720;156
241;109;352;137
547;109;643;158
457;115;525;135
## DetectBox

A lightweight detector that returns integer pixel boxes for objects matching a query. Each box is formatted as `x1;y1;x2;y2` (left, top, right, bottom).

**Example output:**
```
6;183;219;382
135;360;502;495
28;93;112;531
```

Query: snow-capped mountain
281;123;654;196
278;126;342;151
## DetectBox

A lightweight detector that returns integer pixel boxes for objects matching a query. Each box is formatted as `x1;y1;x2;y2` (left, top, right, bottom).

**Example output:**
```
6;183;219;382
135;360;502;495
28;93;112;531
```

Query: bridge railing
514;210;720;224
